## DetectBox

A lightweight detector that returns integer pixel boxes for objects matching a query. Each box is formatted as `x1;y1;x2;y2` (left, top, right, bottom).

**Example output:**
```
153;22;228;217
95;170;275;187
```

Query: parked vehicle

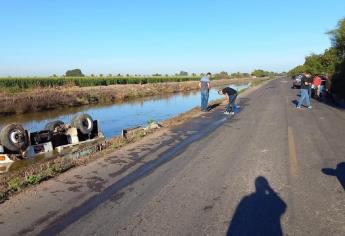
292;74;303;89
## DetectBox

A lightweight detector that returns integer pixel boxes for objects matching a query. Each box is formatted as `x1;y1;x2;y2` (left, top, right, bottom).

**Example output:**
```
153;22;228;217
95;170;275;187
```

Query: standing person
319;76;327;100
218;86;238;115
297;73;312;109
307;75;314;99
199;72;211;112
313;75;321;98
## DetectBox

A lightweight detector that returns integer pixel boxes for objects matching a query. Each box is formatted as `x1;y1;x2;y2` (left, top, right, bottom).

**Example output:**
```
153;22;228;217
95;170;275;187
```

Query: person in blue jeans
297;73;312;109
219;87;238;115
199;72;211;112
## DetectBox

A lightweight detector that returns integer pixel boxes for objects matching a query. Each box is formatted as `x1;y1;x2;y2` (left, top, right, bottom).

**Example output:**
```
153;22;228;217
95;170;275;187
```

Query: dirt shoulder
0;78;273;236
0;77;255;115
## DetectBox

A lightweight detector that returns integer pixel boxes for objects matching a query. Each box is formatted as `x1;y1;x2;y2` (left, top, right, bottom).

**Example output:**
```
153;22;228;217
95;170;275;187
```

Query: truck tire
44;120;64;131
71;114;94;135
0;124;29;152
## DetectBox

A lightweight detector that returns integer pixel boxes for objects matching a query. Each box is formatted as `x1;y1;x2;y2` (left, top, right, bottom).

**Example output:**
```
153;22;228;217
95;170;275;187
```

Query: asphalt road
2;77;345;236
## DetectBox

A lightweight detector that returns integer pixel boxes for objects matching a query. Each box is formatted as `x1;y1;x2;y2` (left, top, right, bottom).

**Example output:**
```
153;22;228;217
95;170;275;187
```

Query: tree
152;73;162;76
328;18;345;98
216;71;230;80
65;69;84;77
328;18;345;59
288;49;338;77
288;65;307;78
178;71;188;76
320;48;339;76
288;17;345;98
231;72;243;78
251;69;268;77
303;54;324;75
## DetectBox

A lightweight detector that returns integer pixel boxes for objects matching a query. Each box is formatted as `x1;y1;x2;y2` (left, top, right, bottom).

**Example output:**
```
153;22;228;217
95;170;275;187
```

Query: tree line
288;17;345;98
64;69;279;79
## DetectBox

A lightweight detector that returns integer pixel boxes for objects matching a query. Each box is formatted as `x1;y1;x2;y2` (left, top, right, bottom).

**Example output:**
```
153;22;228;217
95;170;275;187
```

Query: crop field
0;76;203;92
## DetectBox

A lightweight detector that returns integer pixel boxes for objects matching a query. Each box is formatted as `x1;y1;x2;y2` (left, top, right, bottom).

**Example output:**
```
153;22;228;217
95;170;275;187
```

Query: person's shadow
227;176;287;236
322;162;345;191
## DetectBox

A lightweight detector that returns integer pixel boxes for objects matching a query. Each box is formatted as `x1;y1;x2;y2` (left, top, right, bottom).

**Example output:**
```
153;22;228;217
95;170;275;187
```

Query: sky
0;0;344;76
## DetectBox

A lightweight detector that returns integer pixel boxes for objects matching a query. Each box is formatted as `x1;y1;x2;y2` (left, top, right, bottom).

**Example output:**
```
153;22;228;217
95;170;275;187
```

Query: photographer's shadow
227;176;287;236
322;162;345;191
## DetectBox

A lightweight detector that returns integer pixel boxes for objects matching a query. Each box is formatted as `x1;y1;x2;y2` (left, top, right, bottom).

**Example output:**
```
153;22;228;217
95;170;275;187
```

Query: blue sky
0;0;344;76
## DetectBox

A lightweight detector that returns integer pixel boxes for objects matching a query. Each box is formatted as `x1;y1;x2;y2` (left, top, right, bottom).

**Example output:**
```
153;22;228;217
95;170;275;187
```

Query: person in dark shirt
218;86;238;115
297;73;312;109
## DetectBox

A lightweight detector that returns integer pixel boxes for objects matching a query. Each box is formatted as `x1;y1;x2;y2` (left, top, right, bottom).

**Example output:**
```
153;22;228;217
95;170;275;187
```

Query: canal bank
0;77;256;115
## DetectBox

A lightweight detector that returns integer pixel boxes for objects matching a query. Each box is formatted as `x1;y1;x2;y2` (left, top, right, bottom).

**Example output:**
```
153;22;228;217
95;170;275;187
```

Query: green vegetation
231;72;250;78
66;69;84;77
7;178;21;192
0;76;201;93
289;17;345;98
177;71;188;76
147;118;155;125
251;69;277;77
0;161;75;203
26;174;46;185
0;72;257;93
288;48;339;77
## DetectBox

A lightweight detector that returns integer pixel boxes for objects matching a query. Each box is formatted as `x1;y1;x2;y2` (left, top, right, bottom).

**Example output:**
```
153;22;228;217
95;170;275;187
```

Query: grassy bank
0;77;256;115
0;77;272;203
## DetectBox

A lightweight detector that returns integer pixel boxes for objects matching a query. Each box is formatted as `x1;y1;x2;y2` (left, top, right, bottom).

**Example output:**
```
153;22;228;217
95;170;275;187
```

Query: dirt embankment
0;78;254;115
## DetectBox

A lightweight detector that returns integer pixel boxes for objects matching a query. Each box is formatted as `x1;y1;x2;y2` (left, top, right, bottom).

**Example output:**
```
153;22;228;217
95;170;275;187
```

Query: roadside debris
144;122;162;131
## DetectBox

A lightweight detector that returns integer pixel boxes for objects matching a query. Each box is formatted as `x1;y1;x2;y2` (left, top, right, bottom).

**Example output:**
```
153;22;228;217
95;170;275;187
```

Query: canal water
0;83;250;139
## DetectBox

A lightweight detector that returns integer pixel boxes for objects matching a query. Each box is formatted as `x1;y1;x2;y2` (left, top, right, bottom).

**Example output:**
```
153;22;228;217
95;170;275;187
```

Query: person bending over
218;87;238;115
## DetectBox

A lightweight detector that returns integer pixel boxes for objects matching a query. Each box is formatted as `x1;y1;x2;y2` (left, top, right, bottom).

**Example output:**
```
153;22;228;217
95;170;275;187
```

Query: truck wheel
44;120;64;131
0;124;29;152
72;114;94;135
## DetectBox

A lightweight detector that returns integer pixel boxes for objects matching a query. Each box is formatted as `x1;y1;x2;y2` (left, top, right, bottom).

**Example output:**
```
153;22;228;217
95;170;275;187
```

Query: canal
0;83;250;138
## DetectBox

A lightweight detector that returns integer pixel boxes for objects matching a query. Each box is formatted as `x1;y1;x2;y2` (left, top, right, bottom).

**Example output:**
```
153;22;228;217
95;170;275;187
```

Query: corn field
0;76;203;92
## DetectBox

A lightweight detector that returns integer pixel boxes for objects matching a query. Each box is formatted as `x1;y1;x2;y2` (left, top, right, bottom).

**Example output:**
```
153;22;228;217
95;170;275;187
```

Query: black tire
71;114;94;135
0;124;29;152
44;120;64;131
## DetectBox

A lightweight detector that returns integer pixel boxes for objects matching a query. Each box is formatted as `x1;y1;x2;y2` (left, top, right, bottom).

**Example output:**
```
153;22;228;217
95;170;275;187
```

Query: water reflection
0;83;250;138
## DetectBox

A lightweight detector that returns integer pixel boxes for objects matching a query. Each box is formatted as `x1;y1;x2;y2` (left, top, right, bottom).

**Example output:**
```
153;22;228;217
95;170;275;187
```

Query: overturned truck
0;114;104;172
